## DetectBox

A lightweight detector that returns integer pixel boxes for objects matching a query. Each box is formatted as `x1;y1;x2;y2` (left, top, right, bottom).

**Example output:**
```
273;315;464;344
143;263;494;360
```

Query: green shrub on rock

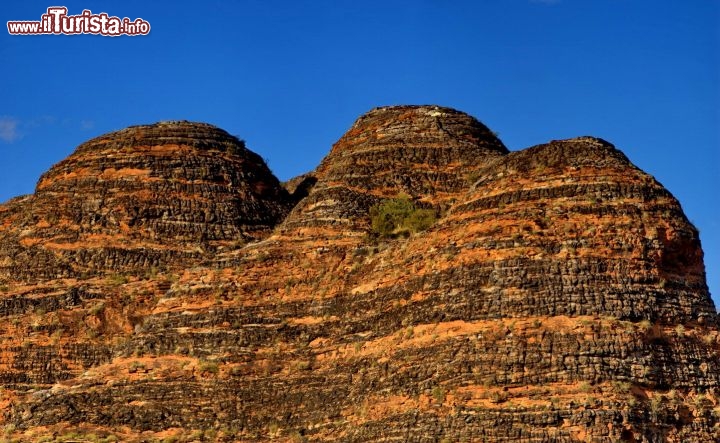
369;194;437;238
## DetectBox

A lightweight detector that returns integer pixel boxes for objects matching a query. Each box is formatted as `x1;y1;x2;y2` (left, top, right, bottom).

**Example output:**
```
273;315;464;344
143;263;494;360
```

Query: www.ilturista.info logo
7;7;150;36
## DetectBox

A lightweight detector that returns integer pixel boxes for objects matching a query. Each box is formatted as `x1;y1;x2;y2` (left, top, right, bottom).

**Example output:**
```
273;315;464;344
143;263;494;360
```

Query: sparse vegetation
490;390;508;404
107;273;129;286
289;430;306;442
432;386;446;403
144;266;159;280
404;326;415;339
675;324;686;337
296;360;312;371
89;302;106;316
369;194;437;238
612;381;632;394
129;361;145;373
466;170;482;185
579;382;592;393
268;422;280;437
649;395;664;418
638;319;653;332
198;359;219;374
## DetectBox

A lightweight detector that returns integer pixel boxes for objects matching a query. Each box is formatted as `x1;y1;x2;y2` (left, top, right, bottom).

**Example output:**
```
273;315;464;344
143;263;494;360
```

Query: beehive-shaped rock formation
0;108;717;442
0;121;292;281
280;105;507;234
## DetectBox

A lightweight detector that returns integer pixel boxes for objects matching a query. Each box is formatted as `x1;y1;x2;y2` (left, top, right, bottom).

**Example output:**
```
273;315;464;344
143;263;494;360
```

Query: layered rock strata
0;121;292;281
0;107;717;442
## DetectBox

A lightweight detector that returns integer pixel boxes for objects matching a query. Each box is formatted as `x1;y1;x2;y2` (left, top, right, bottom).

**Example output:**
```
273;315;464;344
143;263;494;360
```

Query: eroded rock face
443;136;715;324
280;105;508;234
0;121;293;281
0;109;718;442
319;105;507;195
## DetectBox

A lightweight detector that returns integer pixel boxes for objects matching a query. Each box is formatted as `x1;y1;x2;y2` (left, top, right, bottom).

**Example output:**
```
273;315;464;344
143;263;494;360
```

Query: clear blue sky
1;1;718;306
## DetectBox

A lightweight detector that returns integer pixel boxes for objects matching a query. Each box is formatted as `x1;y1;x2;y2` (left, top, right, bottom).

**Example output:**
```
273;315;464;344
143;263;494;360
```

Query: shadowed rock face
0;108;718;442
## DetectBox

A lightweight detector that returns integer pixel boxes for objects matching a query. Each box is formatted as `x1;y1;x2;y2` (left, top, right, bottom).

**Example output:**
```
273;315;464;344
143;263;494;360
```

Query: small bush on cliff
369;194;436;238
432;386;446;403
107;273;129;286
199;359;219;374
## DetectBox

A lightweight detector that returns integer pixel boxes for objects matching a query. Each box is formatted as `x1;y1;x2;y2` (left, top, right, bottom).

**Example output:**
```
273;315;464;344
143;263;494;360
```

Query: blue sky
1;1;718;305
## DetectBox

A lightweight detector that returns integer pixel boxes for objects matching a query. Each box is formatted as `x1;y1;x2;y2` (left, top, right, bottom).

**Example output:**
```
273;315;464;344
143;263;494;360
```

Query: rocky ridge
0;106;717;442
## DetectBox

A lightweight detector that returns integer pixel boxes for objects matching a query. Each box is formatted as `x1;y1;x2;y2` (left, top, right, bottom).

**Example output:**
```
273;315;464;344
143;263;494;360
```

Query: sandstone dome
0;121;293;279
